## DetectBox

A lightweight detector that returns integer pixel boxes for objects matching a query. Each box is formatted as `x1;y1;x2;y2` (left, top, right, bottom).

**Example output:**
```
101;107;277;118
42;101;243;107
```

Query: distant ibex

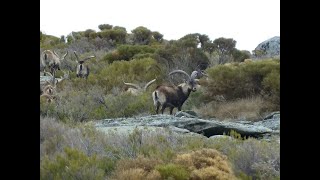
40;71;67;95
74;51;95;79
123;79;156;95
40;72;56;95
152;70;199;115
41;50;68;77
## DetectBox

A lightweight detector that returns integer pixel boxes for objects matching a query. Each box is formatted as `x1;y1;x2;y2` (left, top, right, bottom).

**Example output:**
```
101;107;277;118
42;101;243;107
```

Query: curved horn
57;77;64;83
169;70;190;80
53;50;59;57
123;81;141;89
62;51;68;60
144;79;156;91
81;55;95;62
44;71;53;77
190;71;198;80
73;51;79;62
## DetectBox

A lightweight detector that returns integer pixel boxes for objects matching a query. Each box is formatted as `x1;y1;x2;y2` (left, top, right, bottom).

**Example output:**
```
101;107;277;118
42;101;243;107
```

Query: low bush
194;96;271;120
205;59;279;101
208;135;280;179
103;45;157;63
40;147;114;180
111;148;236;180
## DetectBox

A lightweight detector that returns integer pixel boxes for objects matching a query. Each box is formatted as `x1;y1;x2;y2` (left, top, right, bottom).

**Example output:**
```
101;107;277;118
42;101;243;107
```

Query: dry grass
110;156;163;180
114;156;163;173
175;149;237;180
208;136;280;179
111;148;236;180
194;96;271;121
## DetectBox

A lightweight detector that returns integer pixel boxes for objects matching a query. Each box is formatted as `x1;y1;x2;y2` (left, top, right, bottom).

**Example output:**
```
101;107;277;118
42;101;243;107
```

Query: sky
40;0;280;51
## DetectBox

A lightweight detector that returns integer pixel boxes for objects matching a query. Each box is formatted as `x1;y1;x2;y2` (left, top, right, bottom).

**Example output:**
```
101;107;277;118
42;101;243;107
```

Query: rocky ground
93;111;280;142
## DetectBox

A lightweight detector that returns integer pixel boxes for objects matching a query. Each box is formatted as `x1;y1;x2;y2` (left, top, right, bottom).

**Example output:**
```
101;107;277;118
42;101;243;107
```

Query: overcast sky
40;0;279;51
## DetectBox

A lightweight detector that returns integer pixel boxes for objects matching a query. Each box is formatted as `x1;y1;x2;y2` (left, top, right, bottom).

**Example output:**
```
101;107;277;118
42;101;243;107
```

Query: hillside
40;24;280;180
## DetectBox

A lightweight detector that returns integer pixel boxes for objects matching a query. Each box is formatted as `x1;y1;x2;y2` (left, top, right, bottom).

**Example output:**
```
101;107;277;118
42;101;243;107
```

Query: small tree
213;37;237;64
84;29;96;38
60;35;66;43
131;26;152;45
66;34;74;44
152;31;163;42
98;24;113;31
232;49;251;62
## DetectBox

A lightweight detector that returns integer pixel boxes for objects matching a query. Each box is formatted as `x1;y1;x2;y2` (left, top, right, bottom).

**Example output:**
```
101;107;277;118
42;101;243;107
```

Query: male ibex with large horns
123;79;156;95
152;70;199;115
41;50;68;77
74;51;95;79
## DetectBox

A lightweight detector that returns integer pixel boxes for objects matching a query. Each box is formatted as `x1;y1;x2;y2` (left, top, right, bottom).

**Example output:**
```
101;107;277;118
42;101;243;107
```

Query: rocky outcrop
94;112;280;139
254;36;280;58
40;75;64;85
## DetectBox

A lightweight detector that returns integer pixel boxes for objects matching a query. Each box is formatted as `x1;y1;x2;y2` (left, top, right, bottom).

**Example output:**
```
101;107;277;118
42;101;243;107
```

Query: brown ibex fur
152;70;199;115
41;50;68;77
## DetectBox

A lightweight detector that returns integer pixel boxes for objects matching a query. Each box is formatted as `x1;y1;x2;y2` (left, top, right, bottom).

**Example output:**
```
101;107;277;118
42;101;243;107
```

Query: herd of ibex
40;49;208;115
40;50;94;103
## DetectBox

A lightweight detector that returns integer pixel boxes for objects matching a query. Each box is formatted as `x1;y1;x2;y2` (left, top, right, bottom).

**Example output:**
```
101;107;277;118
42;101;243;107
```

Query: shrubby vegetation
40;117;279;179
204;59;279;106
40;23;280;179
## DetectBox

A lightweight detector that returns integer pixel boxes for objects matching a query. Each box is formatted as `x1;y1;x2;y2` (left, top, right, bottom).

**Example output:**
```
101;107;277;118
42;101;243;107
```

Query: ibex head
169;70;199;92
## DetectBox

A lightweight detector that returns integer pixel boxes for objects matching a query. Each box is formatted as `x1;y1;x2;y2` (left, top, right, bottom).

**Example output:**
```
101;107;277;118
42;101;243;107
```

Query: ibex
41;50;68;77
40;71;67;95
40;72;56;95
152;70;199;115
123;79;156;95
74;51;95;79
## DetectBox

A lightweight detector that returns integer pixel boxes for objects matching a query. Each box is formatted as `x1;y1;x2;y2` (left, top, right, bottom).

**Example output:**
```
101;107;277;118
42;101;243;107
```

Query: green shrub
111;148;236;180
207;136;280;179
40;147;114;180
132;52;155;59
156;163;190;180
40;116;279;180
262;70;280;108
103;45;157;63
194;96;271;120
95;58;163;93
103;92;154;118
204;59;279;109
99;29;127;44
